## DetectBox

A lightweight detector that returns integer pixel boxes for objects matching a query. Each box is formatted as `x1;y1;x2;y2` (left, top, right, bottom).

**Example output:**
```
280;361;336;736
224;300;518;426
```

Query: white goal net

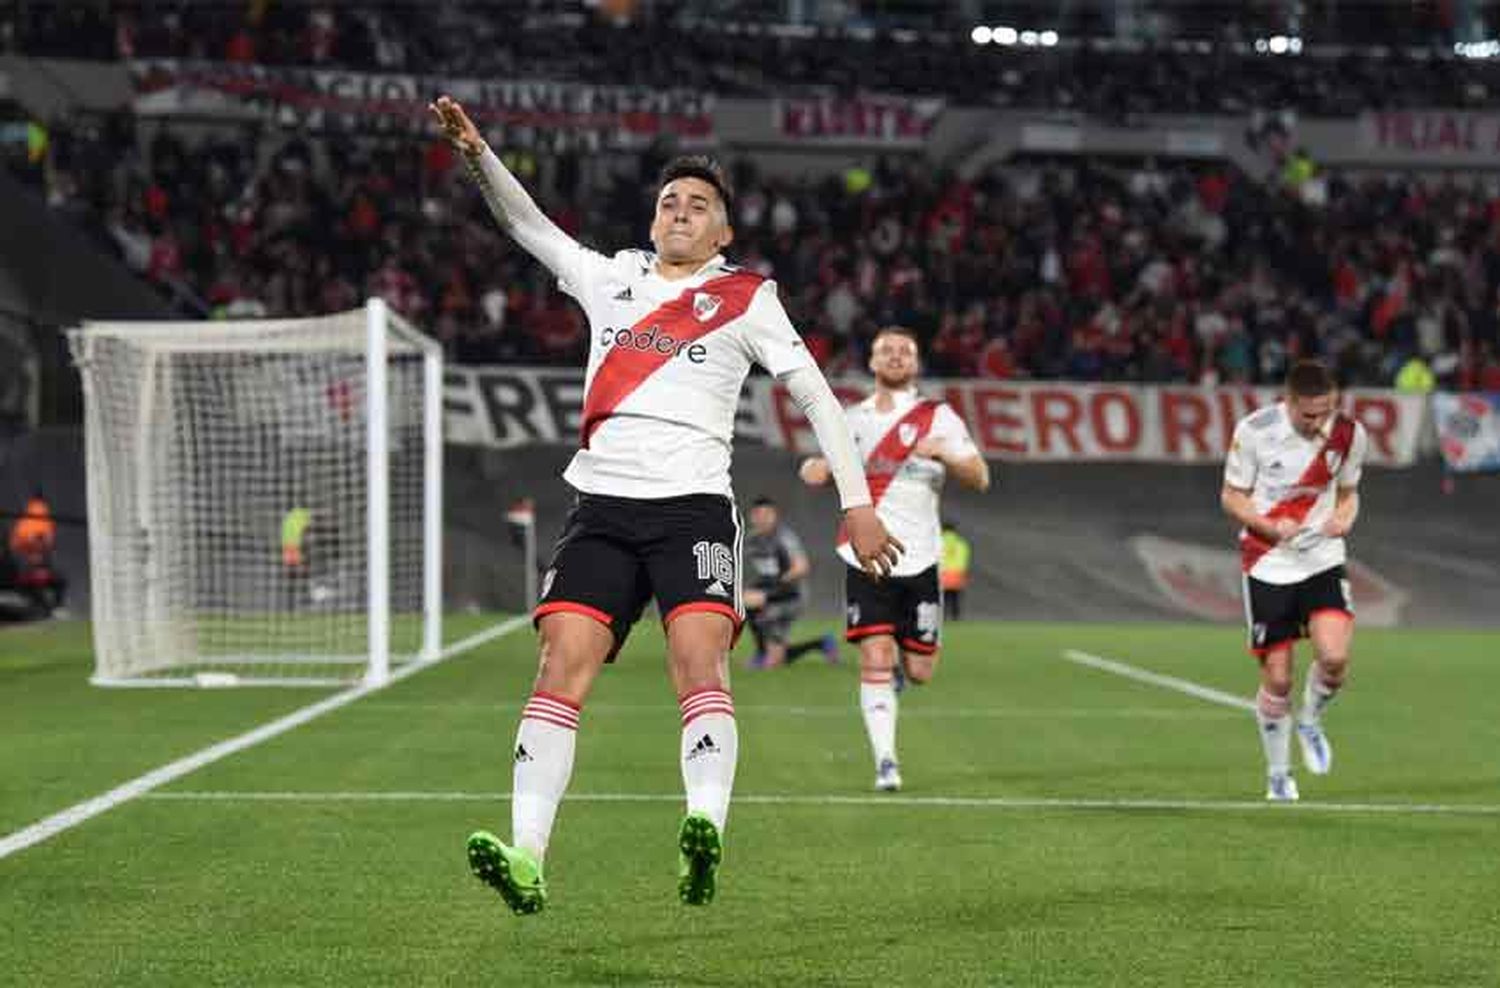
69;300;442;687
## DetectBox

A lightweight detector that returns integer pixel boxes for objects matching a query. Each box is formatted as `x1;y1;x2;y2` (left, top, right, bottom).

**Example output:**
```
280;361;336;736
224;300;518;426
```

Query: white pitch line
373;701;1238;721
1061;649;1256;712
0;616;530;862
142;790;1500;817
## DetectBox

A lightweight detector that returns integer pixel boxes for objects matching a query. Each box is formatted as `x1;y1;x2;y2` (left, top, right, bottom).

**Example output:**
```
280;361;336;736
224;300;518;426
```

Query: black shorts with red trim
845;563;941;655
534;491;743;658
1244;564;1353;654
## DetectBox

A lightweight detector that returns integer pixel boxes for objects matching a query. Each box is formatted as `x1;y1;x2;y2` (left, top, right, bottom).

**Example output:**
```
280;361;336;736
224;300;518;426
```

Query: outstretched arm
782;366;903;577
782;367;869;511
430;95;581;278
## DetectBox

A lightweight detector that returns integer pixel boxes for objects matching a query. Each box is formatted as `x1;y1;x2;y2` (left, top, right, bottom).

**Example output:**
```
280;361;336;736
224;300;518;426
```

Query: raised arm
430;95;582;279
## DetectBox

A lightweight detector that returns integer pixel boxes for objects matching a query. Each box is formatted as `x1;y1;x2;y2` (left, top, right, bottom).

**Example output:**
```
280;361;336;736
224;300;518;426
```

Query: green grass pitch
2;616;1498;985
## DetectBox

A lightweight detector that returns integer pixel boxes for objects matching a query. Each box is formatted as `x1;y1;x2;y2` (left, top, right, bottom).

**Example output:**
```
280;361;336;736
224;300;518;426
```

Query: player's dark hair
872;325;921;351
658;155;734;217
1285;359;1337;397
751;495;777;509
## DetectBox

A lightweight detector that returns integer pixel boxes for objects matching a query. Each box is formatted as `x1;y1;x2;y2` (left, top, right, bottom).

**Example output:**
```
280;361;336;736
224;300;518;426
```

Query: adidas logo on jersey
514;744;534;763
705;580;728;598
613;286;633;301
686;733;718;760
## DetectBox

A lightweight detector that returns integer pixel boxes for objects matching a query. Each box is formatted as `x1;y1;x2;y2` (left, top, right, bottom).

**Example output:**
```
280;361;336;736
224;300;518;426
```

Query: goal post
69;300;443;687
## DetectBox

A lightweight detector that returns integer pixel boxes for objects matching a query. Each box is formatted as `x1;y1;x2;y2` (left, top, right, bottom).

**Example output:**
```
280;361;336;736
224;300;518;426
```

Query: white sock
860;672;898;767
679;688;738;832
1300;665;1340;724
511;692;579;862
1256;687;1292;777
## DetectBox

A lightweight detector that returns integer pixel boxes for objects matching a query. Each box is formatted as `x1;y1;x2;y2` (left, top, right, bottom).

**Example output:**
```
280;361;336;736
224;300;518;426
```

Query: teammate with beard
799;326;989;791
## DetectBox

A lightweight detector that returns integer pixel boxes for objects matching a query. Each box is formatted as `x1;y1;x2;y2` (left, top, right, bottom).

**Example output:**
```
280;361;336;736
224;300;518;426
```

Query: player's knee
1315;650;1349;682
1258;662;1293;698
859;637;899;672
903;651;939;684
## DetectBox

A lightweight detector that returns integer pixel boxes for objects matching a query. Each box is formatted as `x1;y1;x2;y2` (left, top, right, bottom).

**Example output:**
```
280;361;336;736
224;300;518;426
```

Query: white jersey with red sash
555;248;817;500
836;389;978;577
1224;402;1369;585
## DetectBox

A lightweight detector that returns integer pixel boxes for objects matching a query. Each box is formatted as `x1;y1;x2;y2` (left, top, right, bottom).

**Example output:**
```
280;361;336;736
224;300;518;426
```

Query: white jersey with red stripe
552;246;817;500
835;389;978;577
1224;402;1369;585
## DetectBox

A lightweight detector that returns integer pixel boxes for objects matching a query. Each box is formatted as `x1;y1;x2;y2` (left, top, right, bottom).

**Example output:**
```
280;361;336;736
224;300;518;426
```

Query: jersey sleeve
1338;421;1369;489
1223;419;1258;489
930;402;980;459
469;146;610;298
555;246;628;311
741;281;818;376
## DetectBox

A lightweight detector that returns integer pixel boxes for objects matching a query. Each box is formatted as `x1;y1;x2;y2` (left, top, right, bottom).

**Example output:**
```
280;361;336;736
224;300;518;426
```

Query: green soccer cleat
466;831;547;915
677;812;723;906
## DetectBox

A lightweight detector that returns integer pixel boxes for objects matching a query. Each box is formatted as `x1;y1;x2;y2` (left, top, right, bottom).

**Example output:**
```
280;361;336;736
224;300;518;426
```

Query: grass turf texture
2;617;1498;985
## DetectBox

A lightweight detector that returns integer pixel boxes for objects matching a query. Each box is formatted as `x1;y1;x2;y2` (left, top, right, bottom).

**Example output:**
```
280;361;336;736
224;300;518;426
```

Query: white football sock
679;687;738;832
1300;665;1340;724
860;672;898;767
1256;686;1292;777
511;692;579;862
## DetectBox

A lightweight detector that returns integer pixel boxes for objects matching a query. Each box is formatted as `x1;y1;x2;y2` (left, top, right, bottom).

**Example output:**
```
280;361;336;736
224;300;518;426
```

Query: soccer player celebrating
799;326;989;791
1221;359;1368;801
430;96;901;913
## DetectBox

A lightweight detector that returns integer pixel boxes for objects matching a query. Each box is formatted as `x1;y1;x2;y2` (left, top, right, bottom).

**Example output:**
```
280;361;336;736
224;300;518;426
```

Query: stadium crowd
6;3;1500;391
6;2;1500;116
12;107;1500;392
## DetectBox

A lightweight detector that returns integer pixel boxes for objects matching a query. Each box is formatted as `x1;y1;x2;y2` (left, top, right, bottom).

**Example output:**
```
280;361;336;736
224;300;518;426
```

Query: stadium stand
6;2;1500;113
8;107;1500;391
4;0;1500;394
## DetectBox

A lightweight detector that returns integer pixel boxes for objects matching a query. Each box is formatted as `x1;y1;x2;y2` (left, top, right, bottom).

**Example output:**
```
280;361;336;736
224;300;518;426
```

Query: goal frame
71;298;443;687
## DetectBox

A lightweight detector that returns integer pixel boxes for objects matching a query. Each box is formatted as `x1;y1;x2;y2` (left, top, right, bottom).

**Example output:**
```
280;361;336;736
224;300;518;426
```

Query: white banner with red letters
442;367;1426;467
129;60;715;147
1359;110;1500;162
772;95;944;147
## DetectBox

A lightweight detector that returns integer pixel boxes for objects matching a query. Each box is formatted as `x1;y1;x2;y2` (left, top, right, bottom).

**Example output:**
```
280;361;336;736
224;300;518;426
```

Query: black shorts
534;491;743;658
845;564;942;655
1243;564;1354;654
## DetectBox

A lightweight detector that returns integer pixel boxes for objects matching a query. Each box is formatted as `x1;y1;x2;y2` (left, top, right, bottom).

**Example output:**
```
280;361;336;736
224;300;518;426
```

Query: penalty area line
0;615;530;862
142;790;1500;817
1060;648;1256;712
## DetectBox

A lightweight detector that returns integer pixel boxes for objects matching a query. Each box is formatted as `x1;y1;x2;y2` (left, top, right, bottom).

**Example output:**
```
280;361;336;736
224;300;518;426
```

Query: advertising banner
129;59;714;147
444;368;1426;467
1432;392;1500;473
773;94;944;146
